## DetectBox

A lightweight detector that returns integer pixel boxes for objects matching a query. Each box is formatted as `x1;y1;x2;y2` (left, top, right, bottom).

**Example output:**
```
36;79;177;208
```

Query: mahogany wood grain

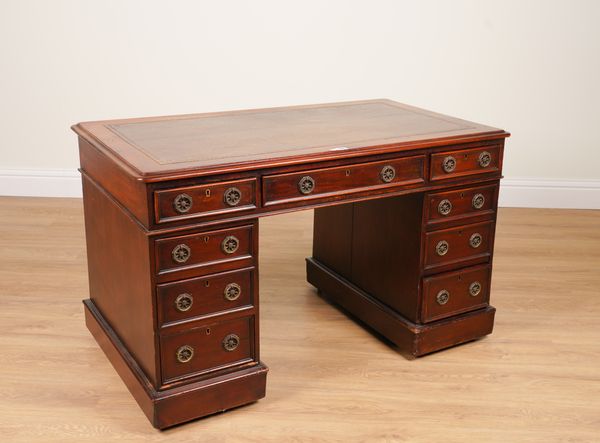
157;267;255;328
306;257;496;357
144;172;502;233
415;307;496;356
153;362;268;430
350;194;424;322
430;145;501;182
155;224;255;275
84;299;267;429
421;264;491;323
81;175;158;386
83;299;156;424
78;138;150;226
423;221;494;272
77;136;504;235
154;177;258;224
159;314;255;384
262;155;425;206
425;183;497;226
312;204;354;279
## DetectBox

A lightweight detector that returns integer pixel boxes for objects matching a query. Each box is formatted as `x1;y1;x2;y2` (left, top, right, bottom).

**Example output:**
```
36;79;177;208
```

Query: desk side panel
79;137;150;226
82;175;158;385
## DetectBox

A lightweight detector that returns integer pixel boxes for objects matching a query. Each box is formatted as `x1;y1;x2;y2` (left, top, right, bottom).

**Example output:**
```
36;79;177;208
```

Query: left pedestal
84;300;267;429
81;174;266;429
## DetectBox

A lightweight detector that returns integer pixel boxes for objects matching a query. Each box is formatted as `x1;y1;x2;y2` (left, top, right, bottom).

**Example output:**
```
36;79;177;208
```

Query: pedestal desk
72;100;509;429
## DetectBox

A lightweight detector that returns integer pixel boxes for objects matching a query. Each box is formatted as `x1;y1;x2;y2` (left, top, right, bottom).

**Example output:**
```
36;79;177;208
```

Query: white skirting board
0;169;82;198
0;169;599;209
498;178;600;209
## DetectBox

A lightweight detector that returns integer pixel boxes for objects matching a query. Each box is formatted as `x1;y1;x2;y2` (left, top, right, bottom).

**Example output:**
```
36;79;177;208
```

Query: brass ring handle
438;199;452;216
436;289;450;305
442;156;456;173
224;283;242;301
221;235;239;254
380;165;396;183
223;187;242;207
472;193;485;209
469;281;482;296
222;334;240;352
174;293;193;312
172;244;191;263
436;240;449;256
173;193;193;214
298;176;315;195
469;233;483;248
176;345;194;363
478;151;492;168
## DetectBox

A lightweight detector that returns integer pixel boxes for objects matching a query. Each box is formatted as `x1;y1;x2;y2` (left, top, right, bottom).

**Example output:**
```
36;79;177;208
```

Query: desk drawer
155;224;254;275
421;264;491;323
157;268;254;327
423;221;493;270
262;155;425;206
425;184;497;225
154;178;257;224
160;315;255;383
430;146;500;181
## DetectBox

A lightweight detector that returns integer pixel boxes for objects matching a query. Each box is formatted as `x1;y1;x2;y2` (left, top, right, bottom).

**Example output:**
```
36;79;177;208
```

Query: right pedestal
309;183;499;357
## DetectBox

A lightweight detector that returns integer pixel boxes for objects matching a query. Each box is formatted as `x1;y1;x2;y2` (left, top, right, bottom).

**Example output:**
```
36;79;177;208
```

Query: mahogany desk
72;100;509;429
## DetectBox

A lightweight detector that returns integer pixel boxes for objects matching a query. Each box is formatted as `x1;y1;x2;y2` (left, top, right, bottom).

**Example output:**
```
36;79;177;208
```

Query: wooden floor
0;197;599;442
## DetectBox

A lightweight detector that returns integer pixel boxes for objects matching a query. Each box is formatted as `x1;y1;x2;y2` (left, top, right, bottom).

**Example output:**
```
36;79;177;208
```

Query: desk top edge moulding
73;99;509;429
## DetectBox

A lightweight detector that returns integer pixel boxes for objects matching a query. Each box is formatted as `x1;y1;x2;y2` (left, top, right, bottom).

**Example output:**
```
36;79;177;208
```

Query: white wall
1;0;599;207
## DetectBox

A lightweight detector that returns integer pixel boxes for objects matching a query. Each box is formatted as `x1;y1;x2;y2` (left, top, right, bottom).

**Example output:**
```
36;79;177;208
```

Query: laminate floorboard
0;197;598;442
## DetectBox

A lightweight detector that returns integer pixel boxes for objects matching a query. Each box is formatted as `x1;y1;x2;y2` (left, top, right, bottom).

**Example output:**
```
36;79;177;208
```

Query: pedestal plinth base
83;299;268;429
306;258;495;357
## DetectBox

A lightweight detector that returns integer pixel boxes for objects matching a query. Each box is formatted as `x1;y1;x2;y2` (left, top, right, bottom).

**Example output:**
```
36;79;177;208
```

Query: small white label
330;146;349;151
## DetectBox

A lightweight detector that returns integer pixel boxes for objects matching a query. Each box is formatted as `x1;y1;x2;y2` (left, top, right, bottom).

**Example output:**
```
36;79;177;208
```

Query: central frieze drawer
262;155;425;206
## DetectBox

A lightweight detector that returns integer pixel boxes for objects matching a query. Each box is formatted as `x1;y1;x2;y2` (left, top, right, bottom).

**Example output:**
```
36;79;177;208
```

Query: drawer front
262;155;425;206
160;315;255;383
424;221;493;270
157;268;254;327
425;184;497;224
421;264;491;323
155;224;254;274
154;178;257;224
430;145;500;181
